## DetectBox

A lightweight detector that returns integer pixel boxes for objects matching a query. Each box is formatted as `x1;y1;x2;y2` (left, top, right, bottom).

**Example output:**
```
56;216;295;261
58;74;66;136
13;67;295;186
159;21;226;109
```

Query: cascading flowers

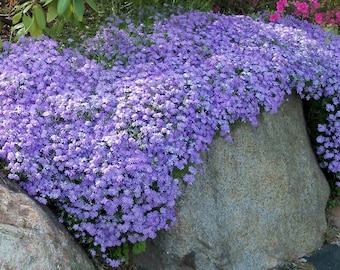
0;9;339;267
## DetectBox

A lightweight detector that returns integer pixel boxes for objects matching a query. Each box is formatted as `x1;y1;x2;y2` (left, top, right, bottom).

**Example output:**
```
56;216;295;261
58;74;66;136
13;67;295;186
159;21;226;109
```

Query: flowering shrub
270;0;340;27
0;10;339;266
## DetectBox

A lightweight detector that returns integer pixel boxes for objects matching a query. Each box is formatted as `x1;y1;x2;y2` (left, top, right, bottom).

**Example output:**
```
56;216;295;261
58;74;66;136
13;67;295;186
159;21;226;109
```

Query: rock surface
132;94;330;270
0;173;96;270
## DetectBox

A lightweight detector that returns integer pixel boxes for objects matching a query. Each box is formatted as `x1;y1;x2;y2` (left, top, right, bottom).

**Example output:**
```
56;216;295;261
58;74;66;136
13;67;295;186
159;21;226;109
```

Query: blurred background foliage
1;0;338;43
0;0;285;43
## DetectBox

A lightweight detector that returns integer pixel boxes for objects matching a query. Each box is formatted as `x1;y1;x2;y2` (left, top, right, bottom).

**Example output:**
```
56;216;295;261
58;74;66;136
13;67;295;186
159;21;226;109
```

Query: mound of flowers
0;10;339;266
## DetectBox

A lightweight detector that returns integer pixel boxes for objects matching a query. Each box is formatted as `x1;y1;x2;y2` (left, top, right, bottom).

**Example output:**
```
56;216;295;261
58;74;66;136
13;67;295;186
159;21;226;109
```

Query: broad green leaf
73;0;85;19
0;38;2;49
12;12;22;25
33;4;46;29
84;0;98;12
51;19;65;35
22;14;33;31
42;0;55;6
12;22;25;30
47;0;58;23
20;1;33;10
30;16;43;37
47;8;58;23
16;27;27;37
62;5;74;21
23;3;33;14
57;0;71;15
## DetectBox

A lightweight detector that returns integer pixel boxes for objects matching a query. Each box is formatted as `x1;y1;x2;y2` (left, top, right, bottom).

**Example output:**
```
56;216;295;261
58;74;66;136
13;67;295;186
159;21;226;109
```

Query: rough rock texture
0;173;96;270
132;94;330;270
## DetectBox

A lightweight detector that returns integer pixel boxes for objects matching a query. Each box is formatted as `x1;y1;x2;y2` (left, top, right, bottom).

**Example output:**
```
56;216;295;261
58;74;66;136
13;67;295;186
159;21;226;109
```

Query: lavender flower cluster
0;10;339;266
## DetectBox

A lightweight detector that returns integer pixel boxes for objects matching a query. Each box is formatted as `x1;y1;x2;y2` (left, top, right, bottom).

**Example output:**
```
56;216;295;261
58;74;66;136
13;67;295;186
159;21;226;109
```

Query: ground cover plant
0;6;339;267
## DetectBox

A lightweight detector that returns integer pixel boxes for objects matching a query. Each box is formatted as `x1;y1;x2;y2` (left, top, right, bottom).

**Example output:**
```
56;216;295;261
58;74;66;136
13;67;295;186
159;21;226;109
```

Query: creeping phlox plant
0;10;339;266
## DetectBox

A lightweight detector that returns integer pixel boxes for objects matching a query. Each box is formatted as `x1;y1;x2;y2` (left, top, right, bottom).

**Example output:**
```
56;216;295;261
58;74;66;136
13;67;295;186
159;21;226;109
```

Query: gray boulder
132;94;330;270
0;173;96;270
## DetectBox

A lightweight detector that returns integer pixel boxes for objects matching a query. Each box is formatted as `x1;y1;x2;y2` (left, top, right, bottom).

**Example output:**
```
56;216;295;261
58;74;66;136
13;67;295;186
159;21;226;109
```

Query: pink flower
309;0;320;13
294;1;309;17
314;13;323;24
336;11;340;24
276;0;289;13
269;13;281;22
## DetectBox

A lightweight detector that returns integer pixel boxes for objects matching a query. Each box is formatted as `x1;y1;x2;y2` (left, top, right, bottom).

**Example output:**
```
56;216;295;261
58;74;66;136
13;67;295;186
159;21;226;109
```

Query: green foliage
57;0;71;15
95;241;146;266
104;0;213;16
1;0;215;43
132;241;146;254
151;0;213;12
172;165;189;180
212;0;277;15
8;0;99;40
328;190;340;208
73;0;85;19
324;25;339;35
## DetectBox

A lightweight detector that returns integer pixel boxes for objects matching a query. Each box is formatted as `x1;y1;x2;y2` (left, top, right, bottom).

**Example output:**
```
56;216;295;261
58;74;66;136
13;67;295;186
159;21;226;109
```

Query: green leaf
30;17;43;37
122;242;130;265
22;14;33;31
12;12;22;25
0;38;2;49
51;19;65;35
112;246;123;259
23;3;33;14
57;0;71;15
47;1;59;23
73;0;85;19
84;0;98;12
12;22;25;30
15;27;27;40
43;26;55;38
132;241;146;254
21;1;33;7
62;5;73;21
19;1;33;11
33;4;46;29
42;0;55;6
